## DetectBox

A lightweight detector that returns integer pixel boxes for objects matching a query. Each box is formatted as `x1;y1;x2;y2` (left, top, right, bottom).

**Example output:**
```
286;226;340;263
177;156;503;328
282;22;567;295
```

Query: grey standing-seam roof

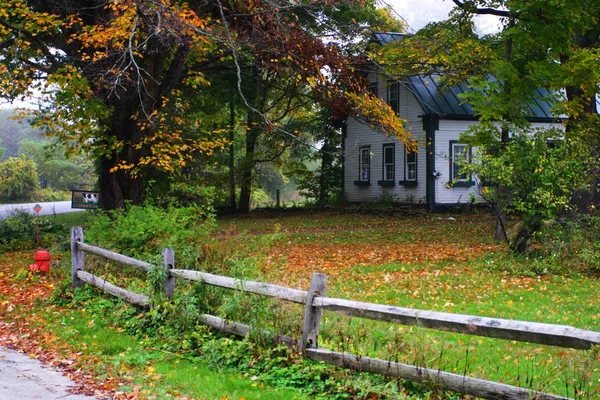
372;31;566;121
406;75;563;120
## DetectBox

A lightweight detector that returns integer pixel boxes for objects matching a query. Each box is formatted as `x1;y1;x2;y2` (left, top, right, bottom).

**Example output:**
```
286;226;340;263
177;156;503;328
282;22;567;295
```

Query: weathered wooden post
71;227;85;289
162;247;175;299
299;273;327;353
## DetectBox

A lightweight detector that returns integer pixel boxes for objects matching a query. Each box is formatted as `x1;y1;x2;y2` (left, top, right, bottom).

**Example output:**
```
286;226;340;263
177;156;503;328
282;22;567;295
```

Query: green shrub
85;203;217;268
0;155;40;202
151;179;217;209
531;214;600;270
36;188;70;202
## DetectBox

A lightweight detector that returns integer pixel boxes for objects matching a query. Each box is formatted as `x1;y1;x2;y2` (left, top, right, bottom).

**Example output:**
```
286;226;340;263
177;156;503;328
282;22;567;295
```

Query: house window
380;143;395;185
405;146;417;181
449;141;471;182
388;81;399;114
367;80;378;98
359;146;371;181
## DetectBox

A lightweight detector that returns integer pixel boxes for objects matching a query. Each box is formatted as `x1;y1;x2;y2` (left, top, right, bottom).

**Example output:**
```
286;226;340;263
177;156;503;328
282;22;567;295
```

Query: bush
36;188;70;202
85;203;217;268
150;179;217;209
0;155;40;202
530;214;600;270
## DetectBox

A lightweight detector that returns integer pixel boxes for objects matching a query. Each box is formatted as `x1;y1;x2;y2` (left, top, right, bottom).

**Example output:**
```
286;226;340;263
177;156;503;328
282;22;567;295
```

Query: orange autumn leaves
0;252;134;399
269;239;499;288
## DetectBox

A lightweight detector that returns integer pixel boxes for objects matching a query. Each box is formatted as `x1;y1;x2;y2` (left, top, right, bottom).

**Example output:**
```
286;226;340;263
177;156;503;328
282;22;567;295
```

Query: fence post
162;248;175;299
71;227;85;289
299;273;327;353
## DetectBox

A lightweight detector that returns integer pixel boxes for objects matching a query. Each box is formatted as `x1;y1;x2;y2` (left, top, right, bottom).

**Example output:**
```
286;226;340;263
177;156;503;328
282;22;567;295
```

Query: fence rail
70;227;592;400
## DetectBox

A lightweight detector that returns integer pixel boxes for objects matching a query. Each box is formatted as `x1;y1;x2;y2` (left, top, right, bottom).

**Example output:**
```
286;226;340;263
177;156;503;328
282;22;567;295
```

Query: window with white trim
359;146;371;181
405;146;417;181
382;144;394;181
450;141;471;182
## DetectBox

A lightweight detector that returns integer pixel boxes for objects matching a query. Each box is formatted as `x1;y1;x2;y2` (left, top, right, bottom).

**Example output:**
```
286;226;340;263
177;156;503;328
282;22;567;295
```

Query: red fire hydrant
29;250;51;273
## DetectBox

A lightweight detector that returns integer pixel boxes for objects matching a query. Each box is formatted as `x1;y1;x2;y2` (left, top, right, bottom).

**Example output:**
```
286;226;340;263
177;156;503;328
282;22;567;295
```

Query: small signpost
33;203;41;249
71;190;100;209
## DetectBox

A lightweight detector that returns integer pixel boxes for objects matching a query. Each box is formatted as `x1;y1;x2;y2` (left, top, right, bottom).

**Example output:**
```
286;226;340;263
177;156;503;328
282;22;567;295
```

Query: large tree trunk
95;46;189;210
98;97;146;209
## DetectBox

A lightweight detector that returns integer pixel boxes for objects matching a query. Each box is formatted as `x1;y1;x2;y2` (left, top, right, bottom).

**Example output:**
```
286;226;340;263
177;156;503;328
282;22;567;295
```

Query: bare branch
450;0;513;18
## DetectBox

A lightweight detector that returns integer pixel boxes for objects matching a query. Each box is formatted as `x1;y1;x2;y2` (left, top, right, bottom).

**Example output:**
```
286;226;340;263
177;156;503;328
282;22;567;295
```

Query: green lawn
212;210;600;399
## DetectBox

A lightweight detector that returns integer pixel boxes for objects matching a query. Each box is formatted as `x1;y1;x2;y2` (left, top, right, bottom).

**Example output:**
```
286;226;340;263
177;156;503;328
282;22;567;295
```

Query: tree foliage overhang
0;0;407;208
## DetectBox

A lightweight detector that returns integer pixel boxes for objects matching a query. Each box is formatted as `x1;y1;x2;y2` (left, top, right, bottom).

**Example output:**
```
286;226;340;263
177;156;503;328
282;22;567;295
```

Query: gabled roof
372;31;565;121
372;31;600;121
406;75;563;121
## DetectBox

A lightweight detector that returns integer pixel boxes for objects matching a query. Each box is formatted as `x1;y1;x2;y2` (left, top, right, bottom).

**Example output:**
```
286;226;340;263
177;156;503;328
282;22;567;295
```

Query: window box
354;181;371;187
398;180;418;187
447;181;475;188
377;180;395;187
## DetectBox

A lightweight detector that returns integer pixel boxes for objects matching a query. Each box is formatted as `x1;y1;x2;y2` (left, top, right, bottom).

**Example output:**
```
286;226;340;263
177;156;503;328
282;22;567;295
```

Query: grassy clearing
213;210;600;398
3;208;599;399
52;306;306;400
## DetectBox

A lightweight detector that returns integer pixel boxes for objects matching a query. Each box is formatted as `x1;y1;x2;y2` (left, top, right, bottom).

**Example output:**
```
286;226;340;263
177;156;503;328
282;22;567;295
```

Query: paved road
0;201;85;220
0;347;95;400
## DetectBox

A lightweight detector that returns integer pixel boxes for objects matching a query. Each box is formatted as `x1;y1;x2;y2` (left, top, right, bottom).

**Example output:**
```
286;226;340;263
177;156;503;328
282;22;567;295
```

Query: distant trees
0;155;39;201
19;139;95;191
0;112;95;198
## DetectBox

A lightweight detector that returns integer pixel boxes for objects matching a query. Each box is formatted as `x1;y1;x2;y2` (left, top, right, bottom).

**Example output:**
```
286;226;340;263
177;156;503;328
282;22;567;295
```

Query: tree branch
0;17;60;70
450;0;513;18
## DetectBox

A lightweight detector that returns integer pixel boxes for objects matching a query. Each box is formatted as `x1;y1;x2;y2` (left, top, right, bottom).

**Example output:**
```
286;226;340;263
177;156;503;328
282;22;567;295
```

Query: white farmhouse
343;32;562;210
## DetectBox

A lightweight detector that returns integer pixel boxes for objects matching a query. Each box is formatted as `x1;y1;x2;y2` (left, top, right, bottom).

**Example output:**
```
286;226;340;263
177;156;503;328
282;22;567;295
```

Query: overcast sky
384;0;503;34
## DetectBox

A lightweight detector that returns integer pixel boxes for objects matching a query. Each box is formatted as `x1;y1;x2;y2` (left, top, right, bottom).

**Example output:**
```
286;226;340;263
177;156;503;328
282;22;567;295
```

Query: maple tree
0;0;407;209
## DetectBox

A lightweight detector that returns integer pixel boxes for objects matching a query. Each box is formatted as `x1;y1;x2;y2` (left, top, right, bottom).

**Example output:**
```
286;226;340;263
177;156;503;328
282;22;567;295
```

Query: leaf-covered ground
1;209;599;399
0;251;132;398
217;210;600;398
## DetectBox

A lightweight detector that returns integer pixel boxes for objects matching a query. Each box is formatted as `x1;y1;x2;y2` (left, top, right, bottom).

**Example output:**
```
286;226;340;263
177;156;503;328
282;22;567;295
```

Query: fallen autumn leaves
0;250;137;399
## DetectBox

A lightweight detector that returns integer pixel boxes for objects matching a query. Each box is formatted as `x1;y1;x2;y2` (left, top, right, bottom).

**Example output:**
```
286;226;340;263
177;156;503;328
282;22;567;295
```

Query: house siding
345;78;427;204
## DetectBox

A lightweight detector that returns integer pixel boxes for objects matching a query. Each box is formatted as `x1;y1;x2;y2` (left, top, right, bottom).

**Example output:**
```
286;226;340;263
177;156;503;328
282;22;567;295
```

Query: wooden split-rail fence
70;227;600;400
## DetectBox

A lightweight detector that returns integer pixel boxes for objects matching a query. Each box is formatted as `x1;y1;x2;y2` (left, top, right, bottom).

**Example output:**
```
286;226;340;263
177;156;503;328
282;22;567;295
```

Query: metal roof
372;32;406;45
406;75;563;120
372;32;600;120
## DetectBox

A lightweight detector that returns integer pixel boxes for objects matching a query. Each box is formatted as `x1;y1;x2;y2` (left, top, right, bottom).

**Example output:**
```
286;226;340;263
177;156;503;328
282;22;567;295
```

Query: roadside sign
71;190;100;209
33;204;42;213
